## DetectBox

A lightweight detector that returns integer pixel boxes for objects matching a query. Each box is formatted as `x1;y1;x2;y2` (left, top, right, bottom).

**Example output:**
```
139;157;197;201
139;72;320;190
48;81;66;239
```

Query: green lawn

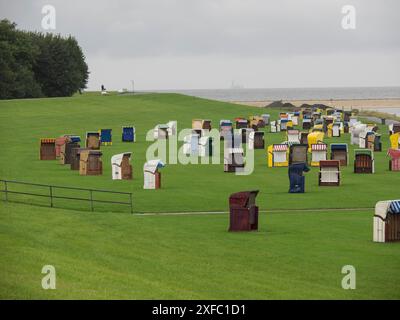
0;93;398;213
0;93;399;299
1;202;399;299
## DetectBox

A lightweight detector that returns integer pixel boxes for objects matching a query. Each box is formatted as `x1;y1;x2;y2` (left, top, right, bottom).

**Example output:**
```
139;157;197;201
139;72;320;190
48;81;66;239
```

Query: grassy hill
0;92;399;299
1;202;399;299
0;93;398;213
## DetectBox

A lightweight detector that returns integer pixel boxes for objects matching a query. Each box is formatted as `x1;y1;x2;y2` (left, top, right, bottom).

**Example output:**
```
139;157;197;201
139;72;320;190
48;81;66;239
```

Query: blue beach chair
122;126;135;142
100;129;112;146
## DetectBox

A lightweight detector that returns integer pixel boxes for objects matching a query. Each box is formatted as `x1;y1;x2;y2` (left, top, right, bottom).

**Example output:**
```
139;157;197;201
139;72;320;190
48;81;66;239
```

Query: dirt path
134;207;374;216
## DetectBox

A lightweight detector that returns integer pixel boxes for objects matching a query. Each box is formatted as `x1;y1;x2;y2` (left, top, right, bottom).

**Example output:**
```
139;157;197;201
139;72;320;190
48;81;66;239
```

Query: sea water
157;86;400;101
155;86;400;115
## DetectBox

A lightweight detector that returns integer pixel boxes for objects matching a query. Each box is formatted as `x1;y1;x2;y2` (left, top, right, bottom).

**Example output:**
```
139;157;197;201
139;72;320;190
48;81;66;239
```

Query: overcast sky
1;0;399;90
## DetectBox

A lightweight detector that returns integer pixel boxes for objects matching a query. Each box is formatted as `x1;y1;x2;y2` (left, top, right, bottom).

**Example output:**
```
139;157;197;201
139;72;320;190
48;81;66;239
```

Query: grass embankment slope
1;202;399;299
0;93;399;299
0;93;398;213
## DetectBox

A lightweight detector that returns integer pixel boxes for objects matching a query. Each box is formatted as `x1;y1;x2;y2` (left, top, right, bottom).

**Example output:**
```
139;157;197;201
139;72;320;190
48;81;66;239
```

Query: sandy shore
233;98;400;110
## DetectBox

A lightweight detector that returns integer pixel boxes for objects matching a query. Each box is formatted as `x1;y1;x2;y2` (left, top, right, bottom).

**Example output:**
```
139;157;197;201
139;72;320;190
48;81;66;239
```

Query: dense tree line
0;19;88;99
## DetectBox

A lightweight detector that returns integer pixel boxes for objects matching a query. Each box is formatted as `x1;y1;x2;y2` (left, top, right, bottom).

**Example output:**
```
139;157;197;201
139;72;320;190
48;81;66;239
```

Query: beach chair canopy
236;119;248;123
229;191;259;209
288;129;299;135
64;135;81;143
55;136;69;156
220;120;232;126
111;152;132;166
331;143;348;152
70;136;79;143
308;132;324;147
40;138;56;144
273;144;288;152
312;144;327;151
389;201;400;214
154;124;169;139
86;131;99;137
236;119;249;129
320;160;340;168
100;129;112;142
202;119;212;130
375;200;400;220
80;149;102;161
192;119;203;130
355;149;373;158
55;136;68;144
388;148;400;159
390;133;400;149
392;124;400;133
143;159;165;173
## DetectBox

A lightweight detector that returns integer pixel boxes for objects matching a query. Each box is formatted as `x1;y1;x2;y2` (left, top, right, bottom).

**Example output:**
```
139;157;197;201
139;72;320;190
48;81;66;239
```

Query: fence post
130;193;133;214
49;186;53;207
1;180;133;213
90;190;94;212
4;180;8;201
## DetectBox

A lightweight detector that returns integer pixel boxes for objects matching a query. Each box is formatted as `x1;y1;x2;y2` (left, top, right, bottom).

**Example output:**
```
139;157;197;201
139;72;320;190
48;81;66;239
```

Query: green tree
33;33;89;97
0;20;89;99
0;20;42;99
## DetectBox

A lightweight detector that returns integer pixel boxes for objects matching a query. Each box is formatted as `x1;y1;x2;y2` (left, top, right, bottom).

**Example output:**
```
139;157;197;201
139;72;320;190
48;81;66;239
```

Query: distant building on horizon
230;80;244;90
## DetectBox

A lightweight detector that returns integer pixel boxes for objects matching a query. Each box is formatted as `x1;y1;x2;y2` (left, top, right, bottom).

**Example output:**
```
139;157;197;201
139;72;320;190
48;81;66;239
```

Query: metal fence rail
0;179;133;213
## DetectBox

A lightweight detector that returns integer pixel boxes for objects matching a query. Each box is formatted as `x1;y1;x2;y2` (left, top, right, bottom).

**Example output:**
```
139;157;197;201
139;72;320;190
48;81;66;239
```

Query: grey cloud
1;0;399;58
1;0;399;90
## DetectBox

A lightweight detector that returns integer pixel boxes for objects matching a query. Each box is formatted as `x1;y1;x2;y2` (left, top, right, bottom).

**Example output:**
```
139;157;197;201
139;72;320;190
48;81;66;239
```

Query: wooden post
4;180;8;201
49;186;53;207
90;190;94;212
130;193;133;214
